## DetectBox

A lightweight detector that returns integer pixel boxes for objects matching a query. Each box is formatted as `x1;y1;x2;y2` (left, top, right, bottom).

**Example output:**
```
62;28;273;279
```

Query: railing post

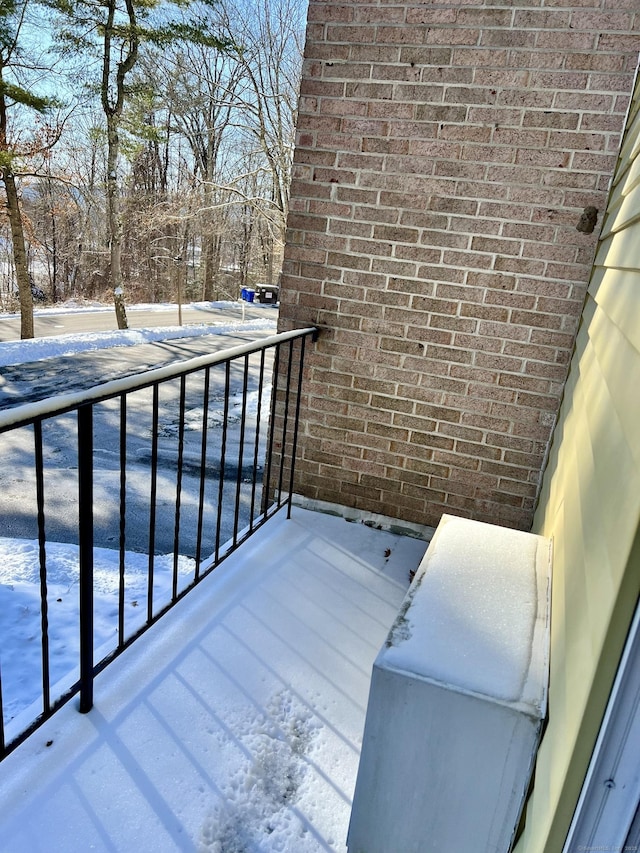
287;335;307;519
34;420;51;713
0;670;5;758
78;405;94;713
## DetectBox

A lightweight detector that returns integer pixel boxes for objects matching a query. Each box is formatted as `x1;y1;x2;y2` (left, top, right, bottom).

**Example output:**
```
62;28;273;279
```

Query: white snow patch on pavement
0;317;277;367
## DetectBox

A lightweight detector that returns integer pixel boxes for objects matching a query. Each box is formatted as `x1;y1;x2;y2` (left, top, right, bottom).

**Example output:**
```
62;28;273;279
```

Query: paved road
0;326;278;410
0;324;278;554
0;301;274;342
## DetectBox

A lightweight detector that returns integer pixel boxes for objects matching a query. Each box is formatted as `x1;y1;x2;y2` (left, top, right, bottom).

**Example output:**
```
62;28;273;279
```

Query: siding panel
515;71;640;853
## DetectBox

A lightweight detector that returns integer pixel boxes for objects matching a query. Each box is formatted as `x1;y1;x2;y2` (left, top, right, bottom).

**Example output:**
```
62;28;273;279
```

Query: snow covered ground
0;301;280;723
0;303;431;852
0;300;277;367
0;508;428;853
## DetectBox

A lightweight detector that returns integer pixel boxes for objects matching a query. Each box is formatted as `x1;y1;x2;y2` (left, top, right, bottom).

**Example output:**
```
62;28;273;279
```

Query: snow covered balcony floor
0;506;428;853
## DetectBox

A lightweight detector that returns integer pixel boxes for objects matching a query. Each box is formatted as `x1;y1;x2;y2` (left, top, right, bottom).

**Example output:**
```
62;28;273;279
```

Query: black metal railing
0;326;317;760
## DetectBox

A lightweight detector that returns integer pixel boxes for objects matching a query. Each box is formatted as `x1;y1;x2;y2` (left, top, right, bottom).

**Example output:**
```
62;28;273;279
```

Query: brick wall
278;0;640;530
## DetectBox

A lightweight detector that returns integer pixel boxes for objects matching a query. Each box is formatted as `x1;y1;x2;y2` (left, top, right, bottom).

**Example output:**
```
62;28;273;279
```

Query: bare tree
6;0;304;321
155;39;243;299
0;0;62;338
226;0;305;281
47;0;229;328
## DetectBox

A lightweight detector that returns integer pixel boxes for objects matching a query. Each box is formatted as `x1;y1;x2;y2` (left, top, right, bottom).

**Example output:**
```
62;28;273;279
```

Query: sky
0;303;431;852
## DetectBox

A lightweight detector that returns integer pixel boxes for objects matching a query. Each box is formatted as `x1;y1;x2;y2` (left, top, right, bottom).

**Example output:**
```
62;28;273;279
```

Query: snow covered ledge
347;514;552;853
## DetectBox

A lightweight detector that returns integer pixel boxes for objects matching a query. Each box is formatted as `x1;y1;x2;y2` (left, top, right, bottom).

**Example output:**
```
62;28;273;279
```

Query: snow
0;311;277;367
0;508;428;853
0;305;430;852
348;515;551;853
383;514;551;708
0;538;196;727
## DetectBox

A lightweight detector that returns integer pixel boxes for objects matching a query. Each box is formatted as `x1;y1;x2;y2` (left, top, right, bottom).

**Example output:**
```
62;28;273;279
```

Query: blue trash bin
245;289;255;302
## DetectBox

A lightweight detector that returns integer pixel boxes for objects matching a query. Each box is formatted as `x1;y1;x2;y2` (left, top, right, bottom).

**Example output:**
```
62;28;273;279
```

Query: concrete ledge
347;514;552;853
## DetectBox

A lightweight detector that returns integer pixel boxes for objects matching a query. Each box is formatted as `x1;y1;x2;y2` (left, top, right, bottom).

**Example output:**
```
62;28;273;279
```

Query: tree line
0;0;305;337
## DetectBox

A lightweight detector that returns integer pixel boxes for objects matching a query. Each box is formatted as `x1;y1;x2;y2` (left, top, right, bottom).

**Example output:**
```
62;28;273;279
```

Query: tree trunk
101;0;137;331
106;114;128;329
3;170;34;339
239;207;253;291
200;181;218;301
174;224;190;324
0;78;34;339
202;237;216;301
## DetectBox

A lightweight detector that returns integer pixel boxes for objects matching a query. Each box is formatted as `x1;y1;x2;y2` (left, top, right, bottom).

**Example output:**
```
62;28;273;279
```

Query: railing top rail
0;326;318;433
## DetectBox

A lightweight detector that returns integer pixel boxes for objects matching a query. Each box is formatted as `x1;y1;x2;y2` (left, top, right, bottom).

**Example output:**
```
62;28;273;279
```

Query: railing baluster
276;339;295;509
118;395;127;649
262;343;280;517
173;376;186;599
233;355;250;545
147;384;159;622
77;405;94;714
33;420;51;714
249;349;266;531
0;667;5;757
195;367;210;580
0;326;317;759
215;361;231;562
287;336;307;519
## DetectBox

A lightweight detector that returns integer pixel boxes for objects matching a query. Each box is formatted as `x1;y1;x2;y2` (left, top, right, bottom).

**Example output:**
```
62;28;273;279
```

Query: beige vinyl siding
514;74;640;853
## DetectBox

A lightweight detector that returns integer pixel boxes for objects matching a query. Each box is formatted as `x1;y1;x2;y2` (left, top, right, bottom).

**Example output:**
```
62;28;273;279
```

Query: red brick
279;0;638;530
